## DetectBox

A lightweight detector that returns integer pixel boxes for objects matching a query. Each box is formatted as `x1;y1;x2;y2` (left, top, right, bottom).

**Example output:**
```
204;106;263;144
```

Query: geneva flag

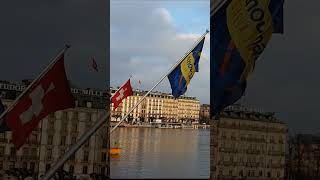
168;36;206;98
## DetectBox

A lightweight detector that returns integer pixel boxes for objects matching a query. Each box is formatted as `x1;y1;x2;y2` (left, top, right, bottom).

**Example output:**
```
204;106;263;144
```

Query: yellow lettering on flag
180;53;196;85
227;0;273;81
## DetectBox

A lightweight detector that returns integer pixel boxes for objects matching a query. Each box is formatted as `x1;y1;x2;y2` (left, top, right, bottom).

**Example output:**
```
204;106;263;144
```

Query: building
286;134;320;180
211;104;288;180
110;87;200;124
200;104;210;123
0;80;110;179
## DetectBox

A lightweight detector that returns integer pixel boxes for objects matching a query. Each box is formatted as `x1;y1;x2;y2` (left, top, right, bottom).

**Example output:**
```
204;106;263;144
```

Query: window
82;166;88;174
23;162;27;169
10;147;15;156
48;135;53;145
71;137;76;144
84;140;89;147
31;148;37;157
46;149;52;160
101;166;106;174
0;147;4;157
69;165;74;174
61;136;66;145
69;153;75;161
102;152;106;161
46;164;51;171
9;161;15;169
30;162;35;172
83;151;89;161
60;149;65;157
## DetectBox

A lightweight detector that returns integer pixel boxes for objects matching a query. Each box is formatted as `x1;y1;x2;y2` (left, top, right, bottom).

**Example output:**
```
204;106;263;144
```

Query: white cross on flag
111;79;133;110
4;53;75;148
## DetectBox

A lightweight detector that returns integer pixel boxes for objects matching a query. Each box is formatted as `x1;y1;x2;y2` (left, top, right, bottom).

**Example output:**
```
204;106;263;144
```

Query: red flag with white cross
4;53;75;148
111;79;133;110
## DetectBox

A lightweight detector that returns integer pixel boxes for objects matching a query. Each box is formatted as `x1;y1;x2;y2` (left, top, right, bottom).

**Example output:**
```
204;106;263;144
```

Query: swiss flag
5;54;75;148
111;79;133;110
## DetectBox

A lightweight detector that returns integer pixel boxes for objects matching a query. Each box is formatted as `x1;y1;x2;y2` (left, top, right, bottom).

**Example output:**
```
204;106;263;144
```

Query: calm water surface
110;127;209;179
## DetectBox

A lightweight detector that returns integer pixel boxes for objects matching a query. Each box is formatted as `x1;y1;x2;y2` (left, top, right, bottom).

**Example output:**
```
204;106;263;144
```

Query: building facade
200;104;210;123
0;80;109;179
110;88;200;124
286;134;320;180
211;104;288;180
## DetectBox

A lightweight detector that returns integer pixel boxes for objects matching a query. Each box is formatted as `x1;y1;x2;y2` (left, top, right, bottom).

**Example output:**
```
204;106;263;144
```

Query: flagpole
41;110;109;180
0;44;71;125
211;0;229;16
110;30;209;133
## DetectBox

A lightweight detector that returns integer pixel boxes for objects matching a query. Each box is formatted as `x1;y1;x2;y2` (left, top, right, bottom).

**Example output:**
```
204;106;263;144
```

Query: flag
91;57;98;72
211;0;284;118
4;54;75;148
111;79;133;110
168;36;206;98
138;80;141;85
0;99;9;132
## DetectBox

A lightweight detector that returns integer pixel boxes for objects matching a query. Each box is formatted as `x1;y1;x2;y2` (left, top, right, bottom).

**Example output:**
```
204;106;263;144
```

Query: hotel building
110;87;200;124
210;104;288;180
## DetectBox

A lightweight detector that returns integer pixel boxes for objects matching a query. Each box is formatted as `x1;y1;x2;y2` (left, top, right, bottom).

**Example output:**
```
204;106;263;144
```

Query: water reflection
110;128;209;179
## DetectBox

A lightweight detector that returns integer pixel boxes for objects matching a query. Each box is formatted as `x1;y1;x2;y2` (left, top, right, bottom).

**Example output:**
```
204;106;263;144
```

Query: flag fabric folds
211;0;284;118
168;37;206;98
4;54;75;148
111;79;133;110
0;99;9;132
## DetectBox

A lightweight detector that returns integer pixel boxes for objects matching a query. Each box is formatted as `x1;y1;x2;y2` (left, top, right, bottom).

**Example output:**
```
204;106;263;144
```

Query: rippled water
110;127;210;179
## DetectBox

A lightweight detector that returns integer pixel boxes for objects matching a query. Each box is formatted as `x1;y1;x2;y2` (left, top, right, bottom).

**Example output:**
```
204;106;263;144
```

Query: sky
110;0;210;104
0;0;108;90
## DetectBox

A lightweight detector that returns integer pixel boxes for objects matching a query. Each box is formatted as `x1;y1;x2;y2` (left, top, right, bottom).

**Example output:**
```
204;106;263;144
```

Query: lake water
110;127;210;179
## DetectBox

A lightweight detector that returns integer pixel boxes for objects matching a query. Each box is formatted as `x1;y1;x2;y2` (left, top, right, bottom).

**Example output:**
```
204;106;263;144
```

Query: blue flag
168;36;206;98
211;0;284;118
0;99;9;132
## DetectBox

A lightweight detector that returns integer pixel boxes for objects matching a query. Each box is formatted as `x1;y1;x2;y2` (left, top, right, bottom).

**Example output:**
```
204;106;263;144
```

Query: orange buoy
110;147;121;155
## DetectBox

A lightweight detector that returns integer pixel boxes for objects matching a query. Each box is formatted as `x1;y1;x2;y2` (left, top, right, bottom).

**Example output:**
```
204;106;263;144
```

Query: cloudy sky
0;0;108;90
110;0;210;104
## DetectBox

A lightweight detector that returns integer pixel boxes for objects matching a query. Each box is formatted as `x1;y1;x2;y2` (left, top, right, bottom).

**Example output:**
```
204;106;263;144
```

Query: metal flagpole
0;44;71;125
41;110;109;180
110;30;209;133
211;0;229;17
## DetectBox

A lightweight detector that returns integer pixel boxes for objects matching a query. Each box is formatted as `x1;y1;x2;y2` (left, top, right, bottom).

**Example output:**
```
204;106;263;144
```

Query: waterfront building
110;87;200;124
210;104;288;180
0;80;109;179
286;134;320;179
200;104;210;123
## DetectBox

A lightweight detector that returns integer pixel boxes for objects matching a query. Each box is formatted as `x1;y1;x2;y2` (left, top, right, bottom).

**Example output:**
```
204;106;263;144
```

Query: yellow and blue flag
168;36;206;98
211;0;284;118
